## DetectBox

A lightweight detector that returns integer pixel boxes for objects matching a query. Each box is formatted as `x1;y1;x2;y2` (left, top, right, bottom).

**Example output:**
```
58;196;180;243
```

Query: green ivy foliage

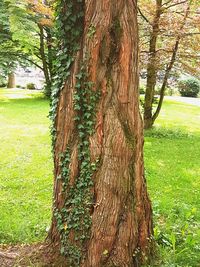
49;0;84;146
54;66;100;266
50;1;100;266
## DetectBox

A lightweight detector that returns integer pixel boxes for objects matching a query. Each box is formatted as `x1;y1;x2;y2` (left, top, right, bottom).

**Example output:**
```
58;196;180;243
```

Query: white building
15;67;45;89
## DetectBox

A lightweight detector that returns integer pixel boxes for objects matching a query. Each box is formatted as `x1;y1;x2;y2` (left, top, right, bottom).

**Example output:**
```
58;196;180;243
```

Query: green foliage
26;83;36;90
0;0;35;76
0;73;6;87
50;1;101;265
0;0;10;40
8;0;39;51
0;0;54;94
87;24;96;38
139;84;175;97
140;95;159;114
53;64;100;266
152;205;200;266
145;127;191;139
139;85;165;96
0;1;17;73
16;84;23;88
144;100;200;266
140;84;146;94
49;0;84;146
178;77;200;98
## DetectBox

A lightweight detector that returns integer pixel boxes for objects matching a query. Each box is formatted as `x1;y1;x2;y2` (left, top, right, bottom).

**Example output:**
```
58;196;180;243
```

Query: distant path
165;96;200;107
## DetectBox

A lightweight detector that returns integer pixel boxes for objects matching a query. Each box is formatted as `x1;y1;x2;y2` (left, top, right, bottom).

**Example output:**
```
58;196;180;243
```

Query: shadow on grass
0;95;50;105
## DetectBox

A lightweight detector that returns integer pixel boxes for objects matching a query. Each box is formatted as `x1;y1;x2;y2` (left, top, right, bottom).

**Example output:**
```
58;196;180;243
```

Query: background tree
25;0;54;95
0;0;17;87
0;0;54;95
138;0;200;128
49;0;153;266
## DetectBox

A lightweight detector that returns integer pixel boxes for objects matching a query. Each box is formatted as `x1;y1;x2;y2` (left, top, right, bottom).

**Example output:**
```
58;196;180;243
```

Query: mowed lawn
0;89;199;266
0;89;53;244
144;101;200;266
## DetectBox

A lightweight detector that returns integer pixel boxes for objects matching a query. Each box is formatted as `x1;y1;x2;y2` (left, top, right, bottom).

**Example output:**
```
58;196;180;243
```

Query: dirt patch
0;243;67;267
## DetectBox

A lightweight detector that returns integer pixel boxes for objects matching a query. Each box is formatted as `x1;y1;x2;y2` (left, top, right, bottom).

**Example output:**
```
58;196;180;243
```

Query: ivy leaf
60;246;65;255
103;249;109;255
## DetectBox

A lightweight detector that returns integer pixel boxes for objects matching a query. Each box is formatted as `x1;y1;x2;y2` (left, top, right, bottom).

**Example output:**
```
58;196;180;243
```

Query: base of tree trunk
144;118;153;129
7;73;15;88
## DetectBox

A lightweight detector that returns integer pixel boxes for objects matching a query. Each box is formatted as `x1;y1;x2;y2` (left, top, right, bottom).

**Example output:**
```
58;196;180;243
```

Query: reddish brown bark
50;1;153;266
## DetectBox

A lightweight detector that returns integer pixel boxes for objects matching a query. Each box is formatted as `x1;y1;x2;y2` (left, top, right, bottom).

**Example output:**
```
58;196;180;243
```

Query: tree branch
163;0;188;10
0;51;44;71
138;7;151;25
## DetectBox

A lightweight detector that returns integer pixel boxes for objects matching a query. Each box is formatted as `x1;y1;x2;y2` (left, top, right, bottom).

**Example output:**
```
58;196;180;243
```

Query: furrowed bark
50;1;153;266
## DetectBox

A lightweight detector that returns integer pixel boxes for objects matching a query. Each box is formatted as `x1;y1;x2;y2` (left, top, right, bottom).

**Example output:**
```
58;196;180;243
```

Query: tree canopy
0;0;54;94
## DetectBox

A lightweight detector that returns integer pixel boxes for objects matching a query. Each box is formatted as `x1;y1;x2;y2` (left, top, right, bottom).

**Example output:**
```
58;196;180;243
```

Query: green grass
144;101;200;267
0;89;53;244
0;89;200;266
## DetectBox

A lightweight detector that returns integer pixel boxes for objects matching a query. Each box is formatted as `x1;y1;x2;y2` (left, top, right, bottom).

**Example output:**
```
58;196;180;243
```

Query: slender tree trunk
38;24;51;97
7;72;15;88
152;3;190;124
46;28;53;79
50;1;153;266
143;0;162;129
152;40;179;123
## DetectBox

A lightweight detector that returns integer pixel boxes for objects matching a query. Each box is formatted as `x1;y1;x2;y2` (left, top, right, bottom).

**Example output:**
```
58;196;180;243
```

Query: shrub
165;87;174;96
0;76;6;87
178;78;200;97
154;86;161;95
26;83;36;90
139;85;146;94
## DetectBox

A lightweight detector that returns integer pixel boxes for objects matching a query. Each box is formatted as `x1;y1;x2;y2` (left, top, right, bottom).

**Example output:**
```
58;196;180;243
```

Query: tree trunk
152;3;190;125
49;1;153;267
46;27;53;79
144;1;190;129
7;72;15;88
152;39;180;124
143;0;162;129
38;24;51;97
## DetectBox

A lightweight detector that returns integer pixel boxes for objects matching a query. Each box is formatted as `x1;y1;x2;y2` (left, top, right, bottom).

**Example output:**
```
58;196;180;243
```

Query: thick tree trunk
7;72;15;88
143;0;162;129
50;1;153;266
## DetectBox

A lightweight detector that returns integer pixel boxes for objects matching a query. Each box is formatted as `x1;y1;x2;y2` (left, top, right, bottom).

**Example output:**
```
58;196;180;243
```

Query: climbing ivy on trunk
49;1;153;266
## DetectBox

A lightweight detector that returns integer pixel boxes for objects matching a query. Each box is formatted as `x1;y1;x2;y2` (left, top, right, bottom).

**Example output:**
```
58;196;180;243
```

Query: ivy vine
55;69;100;265
49;0;84;148
50;1;100;266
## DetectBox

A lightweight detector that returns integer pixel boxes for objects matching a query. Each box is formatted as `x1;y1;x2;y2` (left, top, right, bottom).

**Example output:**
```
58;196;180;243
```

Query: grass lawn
0;89;199;266
144;101;200;266
0;89;53;244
